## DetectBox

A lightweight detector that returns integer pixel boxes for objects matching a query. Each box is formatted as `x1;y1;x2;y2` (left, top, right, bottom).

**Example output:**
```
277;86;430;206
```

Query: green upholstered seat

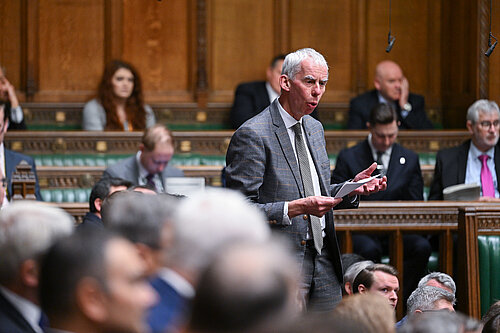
478;235;500;317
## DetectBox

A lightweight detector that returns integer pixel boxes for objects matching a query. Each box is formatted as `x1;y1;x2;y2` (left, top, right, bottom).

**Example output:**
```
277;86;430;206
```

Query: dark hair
89;177;132;213
341;253;366;274
0;100;11;122
270;54;286;69
97;60;146;130
39;229;113;317
353;263;398;293
368;103;397;126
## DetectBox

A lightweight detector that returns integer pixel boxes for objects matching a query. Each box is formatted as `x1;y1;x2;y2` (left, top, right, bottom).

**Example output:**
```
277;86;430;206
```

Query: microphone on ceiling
385;0;395;53
485;0;497;57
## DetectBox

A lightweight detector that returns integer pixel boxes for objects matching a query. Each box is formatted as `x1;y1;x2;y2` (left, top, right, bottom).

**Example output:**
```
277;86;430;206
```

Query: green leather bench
478;235;500;317
41;188;91;203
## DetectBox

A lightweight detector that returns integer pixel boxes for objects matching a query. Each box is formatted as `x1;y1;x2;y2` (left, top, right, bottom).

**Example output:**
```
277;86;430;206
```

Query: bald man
347;60;433;130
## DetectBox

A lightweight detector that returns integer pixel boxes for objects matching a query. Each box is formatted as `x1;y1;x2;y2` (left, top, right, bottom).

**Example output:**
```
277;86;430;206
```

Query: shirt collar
0;286;43;333
157;268;195;299
367;133;393;159
265;82;280;104
377;91;396;106
136;151;150;179
277;99;301;129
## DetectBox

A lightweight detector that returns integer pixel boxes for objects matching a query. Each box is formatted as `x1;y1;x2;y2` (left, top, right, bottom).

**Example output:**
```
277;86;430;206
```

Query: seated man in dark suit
347;60;433;130
230;54;318;129
102;124;183;193
78;177;131;230
332;103;431;303
39;229;157;333
0;201;73;333
0;100;42;206
429;99;500;200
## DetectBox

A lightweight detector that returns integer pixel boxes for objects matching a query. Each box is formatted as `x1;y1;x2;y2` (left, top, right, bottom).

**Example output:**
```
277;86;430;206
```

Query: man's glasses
479;120;500;129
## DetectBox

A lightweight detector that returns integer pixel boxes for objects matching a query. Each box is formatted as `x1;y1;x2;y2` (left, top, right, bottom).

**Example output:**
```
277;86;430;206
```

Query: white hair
418;272;456;295
166;188;270;276
343;260;374;286
0;201;74;283
407;286;456;314
467;99;500;123
281;48;328;80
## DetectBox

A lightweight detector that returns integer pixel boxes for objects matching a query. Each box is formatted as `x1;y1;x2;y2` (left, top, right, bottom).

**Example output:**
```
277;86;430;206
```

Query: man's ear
279;75;290;92
466;120;474;134
76;277;108;322
374;77;381;91
415;309;423;314
20;259;39;288
94;198;103;213
357;284;367;294
139;143;145;153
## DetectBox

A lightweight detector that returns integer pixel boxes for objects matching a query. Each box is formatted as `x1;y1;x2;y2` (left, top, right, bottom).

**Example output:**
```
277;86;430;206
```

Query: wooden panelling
488;0;500;102
36;0;105;101
122;0;192;102
207;0;275;102
0;0;22;93
0;1;499;128
364;1;440;104
288;0;354;102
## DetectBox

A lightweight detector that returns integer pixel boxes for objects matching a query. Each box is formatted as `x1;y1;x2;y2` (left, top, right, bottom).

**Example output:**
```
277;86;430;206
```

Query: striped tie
292;122;323;254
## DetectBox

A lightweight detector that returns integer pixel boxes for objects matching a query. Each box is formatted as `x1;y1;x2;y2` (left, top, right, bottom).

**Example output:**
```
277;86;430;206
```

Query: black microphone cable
485;0;498;57
386;0;396;53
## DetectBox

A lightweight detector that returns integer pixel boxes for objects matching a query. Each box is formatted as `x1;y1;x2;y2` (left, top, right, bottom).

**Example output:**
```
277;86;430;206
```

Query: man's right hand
287;196;343;218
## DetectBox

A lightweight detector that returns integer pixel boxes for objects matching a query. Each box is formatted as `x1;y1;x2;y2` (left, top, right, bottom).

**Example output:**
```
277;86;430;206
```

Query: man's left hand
399;77;409;109
351;162;387;196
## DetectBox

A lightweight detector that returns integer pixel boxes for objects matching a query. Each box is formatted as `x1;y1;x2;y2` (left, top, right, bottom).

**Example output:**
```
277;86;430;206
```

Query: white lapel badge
399;157;406;165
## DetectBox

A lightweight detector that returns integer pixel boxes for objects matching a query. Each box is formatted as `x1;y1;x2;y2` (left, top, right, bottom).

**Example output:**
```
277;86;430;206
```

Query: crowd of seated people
1;192;495;333
1;49;500;333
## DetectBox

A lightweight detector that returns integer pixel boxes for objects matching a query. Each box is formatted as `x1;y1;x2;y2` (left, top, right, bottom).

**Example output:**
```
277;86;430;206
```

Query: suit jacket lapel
457;140;470;183
269;101;304;197
494;145;500;193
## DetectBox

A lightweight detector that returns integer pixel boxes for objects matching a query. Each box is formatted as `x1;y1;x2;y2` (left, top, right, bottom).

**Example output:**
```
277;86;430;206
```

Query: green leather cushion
478;235;500;317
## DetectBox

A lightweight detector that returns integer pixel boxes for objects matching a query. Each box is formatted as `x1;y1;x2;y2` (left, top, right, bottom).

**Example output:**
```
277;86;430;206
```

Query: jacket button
303;214;308;220
301;240;306;246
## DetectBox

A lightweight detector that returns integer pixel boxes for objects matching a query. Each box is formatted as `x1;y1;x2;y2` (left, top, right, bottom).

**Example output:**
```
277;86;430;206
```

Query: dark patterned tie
292;122;323;254
145;173;157;191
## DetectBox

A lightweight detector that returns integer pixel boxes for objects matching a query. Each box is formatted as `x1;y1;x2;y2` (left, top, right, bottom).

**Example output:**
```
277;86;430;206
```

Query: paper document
334;175;381;198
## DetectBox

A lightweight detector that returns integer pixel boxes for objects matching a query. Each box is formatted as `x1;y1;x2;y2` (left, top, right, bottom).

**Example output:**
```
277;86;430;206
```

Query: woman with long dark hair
83;60;155;131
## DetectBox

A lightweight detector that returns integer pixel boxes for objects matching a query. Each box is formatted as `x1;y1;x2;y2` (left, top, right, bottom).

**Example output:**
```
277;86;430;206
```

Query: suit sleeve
404;156;424;200
331;149;354;184
403;95;433;129
225;127;287;224
347;98;368;129
82;100;106;131
428;151;444;200
230;85;256;130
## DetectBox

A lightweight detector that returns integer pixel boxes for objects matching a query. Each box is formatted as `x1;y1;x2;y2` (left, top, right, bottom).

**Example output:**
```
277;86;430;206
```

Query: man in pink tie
429;99;500;200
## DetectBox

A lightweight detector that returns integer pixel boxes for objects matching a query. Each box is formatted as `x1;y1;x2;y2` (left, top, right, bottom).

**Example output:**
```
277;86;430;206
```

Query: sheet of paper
334;175;381;198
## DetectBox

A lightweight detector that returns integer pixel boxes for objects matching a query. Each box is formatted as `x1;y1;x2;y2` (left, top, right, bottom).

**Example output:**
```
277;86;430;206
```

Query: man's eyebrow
303;75;316;80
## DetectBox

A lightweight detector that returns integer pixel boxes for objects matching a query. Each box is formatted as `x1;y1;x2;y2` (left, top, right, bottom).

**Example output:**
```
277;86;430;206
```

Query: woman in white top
83;60;155;131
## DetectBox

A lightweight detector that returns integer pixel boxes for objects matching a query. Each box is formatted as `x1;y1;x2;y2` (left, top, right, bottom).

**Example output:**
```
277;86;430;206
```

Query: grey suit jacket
226;99;357;283
102;154;184;191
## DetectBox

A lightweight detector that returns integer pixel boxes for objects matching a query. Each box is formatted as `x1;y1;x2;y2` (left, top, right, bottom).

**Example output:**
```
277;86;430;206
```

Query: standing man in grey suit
226;48;386;311
103;124;183;193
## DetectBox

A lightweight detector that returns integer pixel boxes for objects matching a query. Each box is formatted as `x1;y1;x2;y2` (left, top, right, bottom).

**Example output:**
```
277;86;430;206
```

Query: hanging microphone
485;40;498;57
485;0;497;57
386;33;396;53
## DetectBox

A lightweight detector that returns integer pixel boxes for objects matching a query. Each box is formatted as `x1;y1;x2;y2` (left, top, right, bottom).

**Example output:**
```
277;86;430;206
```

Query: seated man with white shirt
348;60;433;130
0;201;73;333
429;99;500;200
102;124;183;193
